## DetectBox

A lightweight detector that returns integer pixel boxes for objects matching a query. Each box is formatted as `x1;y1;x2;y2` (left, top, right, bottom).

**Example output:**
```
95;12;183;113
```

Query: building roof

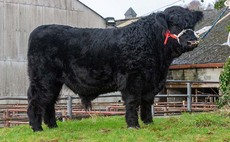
116;17;139;27
124;7;137;18
78;0;105;20
172;9;230;65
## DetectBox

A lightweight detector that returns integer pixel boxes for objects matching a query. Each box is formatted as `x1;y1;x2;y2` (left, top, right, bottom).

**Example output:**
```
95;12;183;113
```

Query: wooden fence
0;80;220;127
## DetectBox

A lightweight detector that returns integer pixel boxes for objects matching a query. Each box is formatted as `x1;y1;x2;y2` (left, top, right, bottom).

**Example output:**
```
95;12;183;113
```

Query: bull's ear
155;13;168;34
193;11;203;23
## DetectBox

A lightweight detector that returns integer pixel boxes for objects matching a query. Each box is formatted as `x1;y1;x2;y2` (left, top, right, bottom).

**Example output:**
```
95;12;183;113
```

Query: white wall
0;0;106;102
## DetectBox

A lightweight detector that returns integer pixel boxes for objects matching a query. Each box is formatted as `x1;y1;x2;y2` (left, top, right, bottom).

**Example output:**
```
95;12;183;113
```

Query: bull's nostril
187;40;199;47
187;41;192;46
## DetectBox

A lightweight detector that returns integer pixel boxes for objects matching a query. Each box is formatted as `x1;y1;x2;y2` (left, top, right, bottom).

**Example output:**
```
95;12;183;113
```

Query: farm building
0;0;106;104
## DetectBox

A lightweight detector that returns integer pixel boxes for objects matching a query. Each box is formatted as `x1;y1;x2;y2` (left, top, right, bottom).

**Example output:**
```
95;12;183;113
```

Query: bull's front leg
119;73;143;128
140;92;156;124
122;92;141;128
140;100;153;124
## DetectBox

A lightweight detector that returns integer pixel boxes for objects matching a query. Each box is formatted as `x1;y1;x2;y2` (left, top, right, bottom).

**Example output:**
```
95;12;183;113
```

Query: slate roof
124;7;137;18
172;9;230;65
116;17;139;27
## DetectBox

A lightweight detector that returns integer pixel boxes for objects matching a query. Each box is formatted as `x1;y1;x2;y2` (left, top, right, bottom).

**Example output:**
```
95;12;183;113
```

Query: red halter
164;30;178;45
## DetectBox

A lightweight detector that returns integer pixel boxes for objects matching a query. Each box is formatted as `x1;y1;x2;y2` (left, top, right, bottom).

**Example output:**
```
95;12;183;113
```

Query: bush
219;57;230;107
214;0;226;10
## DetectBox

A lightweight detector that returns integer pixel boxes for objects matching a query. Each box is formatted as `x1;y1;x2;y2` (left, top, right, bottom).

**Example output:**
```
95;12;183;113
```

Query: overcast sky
80;0;216;19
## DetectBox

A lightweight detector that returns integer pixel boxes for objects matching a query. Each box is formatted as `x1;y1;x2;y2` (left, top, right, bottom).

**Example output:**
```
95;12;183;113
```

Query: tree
214;0;227;9
213;0;230;107
219;58;230;107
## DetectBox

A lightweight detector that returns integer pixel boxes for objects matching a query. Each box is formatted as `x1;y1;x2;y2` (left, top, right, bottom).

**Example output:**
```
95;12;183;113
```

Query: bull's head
156;6;203;56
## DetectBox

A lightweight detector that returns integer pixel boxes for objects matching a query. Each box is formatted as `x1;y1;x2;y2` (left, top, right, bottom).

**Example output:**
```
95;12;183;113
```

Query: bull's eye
177;27;182;31
171;26;182;34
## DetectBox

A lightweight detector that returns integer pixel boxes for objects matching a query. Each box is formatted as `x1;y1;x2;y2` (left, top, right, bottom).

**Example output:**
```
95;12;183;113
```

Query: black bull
27;6;203;131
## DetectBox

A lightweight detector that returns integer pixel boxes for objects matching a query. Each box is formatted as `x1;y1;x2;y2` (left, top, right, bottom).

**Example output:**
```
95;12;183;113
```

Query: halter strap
164;29;199;45
164;30;177;45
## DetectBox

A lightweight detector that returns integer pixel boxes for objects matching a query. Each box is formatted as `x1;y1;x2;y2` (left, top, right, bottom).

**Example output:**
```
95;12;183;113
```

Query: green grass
0;113;230;142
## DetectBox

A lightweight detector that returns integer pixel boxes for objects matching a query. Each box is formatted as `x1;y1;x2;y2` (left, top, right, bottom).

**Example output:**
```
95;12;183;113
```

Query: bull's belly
64;81;117;95
63;69;117;95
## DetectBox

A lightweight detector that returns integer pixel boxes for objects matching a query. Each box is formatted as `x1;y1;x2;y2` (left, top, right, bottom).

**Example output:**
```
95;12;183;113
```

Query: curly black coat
27;6;203;131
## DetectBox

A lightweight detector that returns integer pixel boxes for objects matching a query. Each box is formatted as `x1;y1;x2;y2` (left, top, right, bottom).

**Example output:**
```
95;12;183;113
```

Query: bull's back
28;24;116;59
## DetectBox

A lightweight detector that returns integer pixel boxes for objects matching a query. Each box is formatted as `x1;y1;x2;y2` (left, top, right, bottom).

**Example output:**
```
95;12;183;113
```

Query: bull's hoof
128;125;140;129
32;127;43;132
143;120;153;125
48;124;58;129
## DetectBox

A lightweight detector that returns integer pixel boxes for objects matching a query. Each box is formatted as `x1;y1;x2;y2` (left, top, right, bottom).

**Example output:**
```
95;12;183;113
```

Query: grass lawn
0;112;229;142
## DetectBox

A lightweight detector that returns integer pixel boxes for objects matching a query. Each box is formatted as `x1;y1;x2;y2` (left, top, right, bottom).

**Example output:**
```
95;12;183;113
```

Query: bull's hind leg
43;82;63;129
27;86;43;132
43;103;57;128
27;81;63;132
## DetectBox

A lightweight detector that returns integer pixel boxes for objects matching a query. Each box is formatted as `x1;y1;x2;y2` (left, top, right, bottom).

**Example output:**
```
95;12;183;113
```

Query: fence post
67;96;72;118
187;82;192;112
151;105;155;117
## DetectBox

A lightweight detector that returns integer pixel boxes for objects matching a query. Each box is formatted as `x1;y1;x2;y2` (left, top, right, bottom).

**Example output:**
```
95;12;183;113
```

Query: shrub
219;57;230;107
214;0;226;10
